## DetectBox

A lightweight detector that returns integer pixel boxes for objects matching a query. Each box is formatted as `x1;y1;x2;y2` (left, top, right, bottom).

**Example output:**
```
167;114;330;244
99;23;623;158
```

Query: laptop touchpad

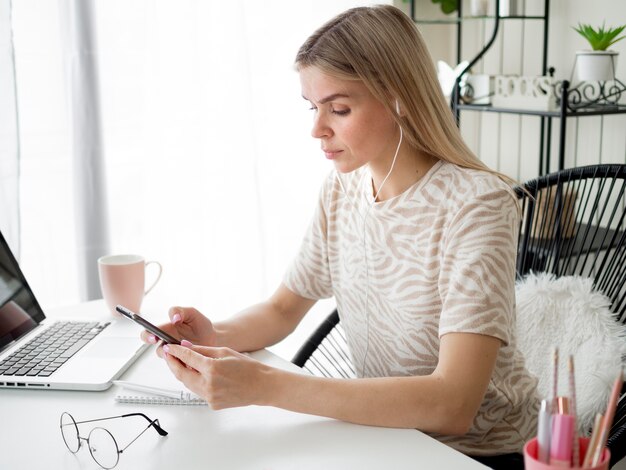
84;337;142;358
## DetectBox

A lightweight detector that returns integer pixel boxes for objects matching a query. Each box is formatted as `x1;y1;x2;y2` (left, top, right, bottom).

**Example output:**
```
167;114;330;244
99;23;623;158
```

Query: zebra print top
283;160;539;455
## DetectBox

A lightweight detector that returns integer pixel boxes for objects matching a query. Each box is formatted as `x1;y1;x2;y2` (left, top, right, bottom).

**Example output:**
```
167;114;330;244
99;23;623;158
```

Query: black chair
516;164;626;467
291;309;355;378
291;164;626;467
516;164;626;323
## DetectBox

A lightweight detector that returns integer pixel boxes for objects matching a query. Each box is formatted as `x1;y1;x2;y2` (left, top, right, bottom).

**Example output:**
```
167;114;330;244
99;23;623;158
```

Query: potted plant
573;22;626;81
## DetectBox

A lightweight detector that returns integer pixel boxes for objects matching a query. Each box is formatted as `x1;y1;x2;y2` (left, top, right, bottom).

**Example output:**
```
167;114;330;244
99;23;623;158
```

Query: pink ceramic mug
98;254;163;316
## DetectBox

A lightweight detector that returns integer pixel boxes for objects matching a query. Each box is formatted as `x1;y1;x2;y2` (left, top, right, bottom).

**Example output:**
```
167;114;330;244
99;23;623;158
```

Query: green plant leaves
431;0;458;15
573;23;626;51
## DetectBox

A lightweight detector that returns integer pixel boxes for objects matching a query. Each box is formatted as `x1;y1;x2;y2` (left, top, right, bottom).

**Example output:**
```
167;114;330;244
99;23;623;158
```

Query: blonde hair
295;5;516;186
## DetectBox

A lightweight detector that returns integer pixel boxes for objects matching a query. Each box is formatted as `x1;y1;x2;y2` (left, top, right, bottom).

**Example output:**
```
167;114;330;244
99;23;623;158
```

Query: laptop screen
0;231;45;352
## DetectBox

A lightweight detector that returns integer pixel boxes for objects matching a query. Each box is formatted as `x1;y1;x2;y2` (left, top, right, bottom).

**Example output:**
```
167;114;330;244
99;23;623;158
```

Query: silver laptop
0;230;148;391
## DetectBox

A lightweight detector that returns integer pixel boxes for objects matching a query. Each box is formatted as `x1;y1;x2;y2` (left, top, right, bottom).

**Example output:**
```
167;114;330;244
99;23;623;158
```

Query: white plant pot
575;50;618;82
470;0;489;16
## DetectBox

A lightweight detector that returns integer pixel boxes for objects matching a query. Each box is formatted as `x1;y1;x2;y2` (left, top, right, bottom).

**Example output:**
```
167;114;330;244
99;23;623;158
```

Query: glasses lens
88;427;119;469
60;412;80;453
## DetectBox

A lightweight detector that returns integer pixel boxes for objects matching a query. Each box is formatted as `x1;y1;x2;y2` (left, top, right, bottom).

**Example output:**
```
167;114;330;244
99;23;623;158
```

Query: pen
552;347;559;406
582;413;604;468
588;370;623;467
113;380;194;400
568;356;579;467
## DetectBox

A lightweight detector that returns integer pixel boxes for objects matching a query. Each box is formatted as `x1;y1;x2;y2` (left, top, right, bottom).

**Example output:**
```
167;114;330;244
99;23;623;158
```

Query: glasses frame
59;411;168;469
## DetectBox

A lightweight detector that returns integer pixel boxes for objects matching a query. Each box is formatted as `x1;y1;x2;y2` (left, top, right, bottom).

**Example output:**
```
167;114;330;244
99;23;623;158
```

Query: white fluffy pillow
515;272;626;433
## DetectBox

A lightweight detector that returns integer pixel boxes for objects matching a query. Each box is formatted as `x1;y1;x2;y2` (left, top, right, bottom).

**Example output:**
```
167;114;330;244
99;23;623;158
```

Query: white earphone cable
334;101;403;377
359;124;403;377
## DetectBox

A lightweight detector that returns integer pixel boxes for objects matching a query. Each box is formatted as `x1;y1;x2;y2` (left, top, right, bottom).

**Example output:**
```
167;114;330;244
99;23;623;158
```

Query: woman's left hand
161;341;274;410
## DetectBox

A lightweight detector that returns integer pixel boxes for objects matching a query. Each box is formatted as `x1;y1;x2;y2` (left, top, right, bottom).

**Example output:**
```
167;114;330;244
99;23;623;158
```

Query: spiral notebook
115;393;207;406
113;381;207;406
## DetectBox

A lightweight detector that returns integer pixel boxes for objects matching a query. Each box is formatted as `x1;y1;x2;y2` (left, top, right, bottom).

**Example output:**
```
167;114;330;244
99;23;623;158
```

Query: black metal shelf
457;103;626;118
414;15;545;24
412;0;624;177
457;104;558;117
409;0;550;69
459;78;626;172
460;78;626;117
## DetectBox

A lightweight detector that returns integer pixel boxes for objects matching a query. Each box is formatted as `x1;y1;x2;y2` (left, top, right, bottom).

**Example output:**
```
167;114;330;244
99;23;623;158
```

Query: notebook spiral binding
115;394;207;406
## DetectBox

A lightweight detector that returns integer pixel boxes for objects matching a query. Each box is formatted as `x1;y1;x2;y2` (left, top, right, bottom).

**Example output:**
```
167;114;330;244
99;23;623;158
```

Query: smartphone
116;305;181;345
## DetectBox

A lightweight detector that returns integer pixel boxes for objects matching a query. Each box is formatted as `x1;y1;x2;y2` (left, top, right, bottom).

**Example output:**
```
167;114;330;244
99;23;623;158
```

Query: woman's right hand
140;307;218;352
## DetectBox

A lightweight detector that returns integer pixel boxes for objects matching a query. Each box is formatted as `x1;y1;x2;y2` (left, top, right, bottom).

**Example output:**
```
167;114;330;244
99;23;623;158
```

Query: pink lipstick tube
550;397;574;467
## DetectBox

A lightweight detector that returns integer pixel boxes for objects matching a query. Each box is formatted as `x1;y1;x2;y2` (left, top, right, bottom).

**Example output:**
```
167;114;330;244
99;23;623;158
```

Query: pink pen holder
524;437;610;470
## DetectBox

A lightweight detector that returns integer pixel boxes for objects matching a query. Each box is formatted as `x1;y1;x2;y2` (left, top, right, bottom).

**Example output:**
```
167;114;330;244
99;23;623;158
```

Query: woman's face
299;66;399;174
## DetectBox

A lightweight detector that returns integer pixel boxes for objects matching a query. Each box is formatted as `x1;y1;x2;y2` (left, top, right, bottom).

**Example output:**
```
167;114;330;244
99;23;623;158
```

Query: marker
537;399;552;463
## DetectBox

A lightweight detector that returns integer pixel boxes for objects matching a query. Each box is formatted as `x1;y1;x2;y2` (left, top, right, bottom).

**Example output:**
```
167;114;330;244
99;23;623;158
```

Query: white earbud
395;99;400;114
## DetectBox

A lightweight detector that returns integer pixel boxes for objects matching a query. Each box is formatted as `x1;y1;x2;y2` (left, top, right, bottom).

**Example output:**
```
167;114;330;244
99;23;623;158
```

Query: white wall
404;0;626;182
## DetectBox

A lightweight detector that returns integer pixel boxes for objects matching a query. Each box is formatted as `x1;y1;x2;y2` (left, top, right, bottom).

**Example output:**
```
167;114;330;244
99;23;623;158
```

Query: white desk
0;300;486;469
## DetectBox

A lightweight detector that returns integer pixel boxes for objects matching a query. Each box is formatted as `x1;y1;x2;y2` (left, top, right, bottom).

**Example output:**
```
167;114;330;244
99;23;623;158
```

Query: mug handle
144;261;163;296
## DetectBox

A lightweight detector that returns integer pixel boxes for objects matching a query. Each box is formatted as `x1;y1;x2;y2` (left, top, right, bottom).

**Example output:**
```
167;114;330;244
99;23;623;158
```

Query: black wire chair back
291;310;355;378
516;164;626;324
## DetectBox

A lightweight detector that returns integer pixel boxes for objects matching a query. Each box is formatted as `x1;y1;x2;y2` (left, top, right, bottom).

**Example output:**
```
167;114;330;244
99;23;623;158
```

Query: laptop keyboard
0;321;110;377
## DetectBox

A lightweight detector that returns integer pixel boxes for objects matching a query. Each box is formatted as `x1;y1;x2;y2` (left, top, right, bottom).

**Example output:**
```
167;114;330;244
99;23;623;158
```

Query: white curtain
0;0;20;255
60;0;110;301
12;0;386;356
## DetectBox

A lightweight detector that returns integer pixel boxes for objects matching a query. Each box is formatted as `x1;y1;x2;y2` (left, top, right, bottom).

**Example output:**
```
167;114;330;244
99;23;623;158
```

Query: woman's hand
140;307;217;351
161;341;275;410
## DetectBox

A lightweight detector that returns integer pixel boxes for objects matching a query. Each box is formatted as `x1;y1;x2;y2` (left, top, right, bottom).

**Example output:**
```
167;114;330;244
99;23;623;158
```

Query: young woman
142;5;538;468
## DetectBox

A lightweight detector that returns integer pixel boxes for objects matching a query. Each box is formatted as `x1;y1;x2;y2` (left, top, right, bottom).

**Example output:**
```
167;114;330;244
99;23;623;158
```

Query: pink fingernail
148;335;157;344
181;339;193;347
172;313;182;324
163;344;170;353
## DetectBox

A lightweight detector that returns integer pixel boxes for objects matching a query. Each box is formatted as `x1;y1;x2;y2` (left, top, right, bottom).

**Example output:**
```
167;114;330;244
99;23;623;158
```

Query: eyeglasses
59;411;168;469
